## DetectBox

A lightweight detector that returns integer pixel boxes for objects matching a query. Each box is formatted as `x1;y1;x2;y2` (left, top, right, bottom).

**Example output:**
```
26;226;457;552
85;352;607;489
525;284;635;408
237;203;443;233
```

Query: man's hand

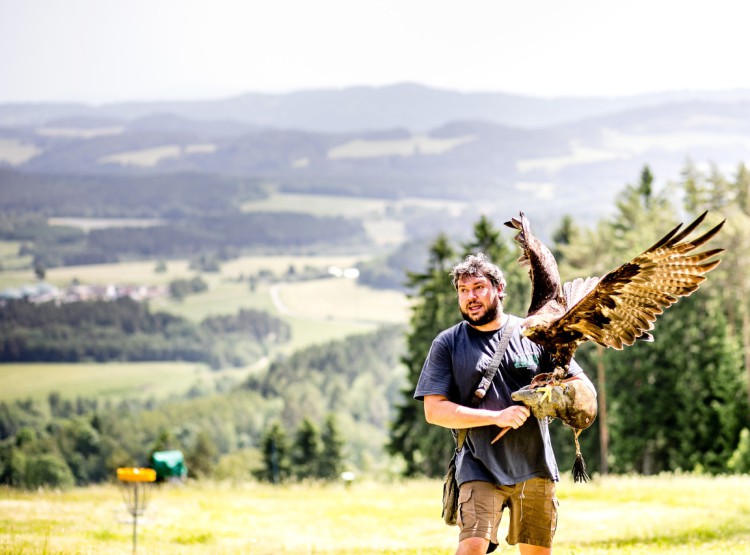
496;405;530;429
491;405;531;443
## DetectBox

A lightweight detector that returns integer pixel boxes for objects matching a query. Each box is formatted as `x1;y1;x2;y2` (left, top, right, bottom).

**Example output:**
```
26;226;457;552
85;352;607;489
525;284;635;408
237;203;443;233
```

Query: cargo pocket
551;496;559;535
457;486;473;529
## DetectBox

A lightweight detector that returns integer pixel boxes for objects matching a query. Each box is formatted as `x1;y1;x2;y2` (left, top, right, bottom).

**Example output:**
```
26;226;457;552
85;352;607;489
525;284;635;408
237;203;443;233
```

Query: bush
728;428;750;474
24;453;75;489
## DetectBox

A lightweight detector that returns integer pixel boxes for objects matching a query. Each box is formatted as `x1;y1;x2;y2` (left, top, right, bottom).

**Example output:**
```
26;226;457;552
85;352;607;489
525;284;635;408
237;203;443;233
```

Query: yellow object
117;467;156;483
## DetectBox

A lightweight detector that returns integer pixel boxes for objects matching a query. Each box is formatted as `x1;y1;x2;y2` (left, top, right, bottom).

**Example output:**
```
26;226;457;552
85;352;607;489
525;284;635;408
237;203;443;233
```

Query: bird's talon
537;385;552;404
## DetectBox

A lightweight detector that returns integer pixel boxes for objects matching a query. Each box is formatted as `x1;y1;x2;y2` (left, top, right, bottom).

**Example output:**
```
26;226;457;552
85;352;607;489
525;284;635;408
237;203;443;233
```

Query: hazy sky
2;0;749;104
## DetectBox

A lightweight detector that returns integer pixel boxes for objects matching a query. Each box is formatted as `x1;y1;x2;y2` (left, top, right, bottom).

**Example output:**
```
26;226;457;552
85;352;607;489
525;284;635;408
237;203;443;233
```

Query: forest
0;298;290;368
0;169;265;218
1;210;368;270
0;326;406;488
0;169;370;272
1;162;749;490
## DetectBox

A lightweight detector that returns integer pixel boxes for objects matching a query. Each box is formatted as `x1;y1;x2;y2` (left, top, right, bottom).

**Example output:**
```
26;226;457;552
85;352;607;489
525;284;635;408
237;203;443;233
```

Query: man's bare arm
423;394;530;431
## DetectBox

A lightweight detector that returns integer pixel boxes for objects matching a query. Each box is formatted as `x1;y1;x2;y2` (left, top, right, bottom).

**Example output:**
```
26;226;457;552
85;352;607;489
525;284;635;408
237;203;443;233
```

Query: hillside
4;82;750;131
2;85;750;232
2;83;750;261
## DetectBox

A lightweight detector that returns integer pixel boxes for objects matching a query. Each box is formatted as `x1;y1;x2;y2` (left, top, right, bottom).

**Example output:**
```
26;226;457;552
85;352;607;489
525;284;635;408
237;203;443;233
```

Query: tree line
255;416;346;483
0;396;346;489
0;169;264;219
390;162;750;478
3;211;368;270
0;298;290;368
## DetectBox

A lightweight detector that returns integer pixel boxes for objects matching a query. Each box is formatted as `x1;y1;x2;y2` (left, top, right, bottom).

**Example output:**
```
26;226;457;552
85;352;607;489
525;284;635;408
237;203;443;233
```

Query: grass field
0;361;246;403
2;475;749;554
240;192;468;247
0;241;32;274
240;192;467;218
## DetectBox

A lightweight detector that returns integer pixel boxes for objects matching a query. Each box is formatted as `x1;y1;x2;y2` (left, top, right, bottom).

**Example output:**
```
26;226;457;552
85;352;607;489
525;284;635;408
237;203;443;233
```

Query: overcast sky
2;0;749;104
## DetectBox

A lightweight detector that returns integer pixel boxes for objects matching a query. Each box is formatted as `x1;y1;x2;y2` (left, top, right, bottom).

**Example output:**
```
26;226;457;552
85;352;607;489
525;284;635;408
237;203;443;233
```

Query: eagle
492;210;725;480
507;210;724;383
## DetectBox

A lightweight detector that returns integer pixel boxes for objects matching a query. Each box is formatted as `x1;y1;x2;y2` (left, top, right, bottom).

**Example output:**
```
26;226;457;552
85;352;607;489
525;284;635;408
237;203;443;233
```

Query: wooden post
596;345;609;475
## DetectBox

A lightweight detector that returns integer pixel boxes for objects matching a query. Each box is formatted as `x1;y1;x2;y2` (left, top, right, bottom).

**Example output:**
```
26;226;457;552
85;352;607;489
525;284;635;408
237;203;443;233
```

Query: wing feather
563;277;599;307
554;213;725;350
504;212;563;316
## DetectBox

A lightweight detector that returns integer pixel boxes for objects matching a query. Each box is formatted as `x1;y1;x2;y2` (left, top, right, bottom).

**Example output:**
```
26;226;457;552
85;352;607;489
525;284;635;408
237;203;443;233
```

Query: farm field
0;361;243;403
240;192;467;219
240;192;469;247
0;241;32;273
0;253;368;289
2;475;749;554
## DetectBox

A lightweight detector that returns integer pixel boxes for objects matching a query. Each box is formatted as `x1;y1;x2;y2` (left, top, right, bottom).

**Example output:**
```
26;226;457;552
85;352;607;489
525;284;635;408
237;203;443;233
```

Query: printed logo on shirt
514;352;540;368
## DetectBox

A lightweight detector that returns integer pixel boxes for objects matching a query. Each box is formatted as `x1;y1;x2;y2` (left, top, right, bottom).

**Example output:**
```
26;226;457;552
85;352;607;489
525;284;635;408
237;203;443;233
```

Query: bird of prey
507;210;724;386
492;210;725;480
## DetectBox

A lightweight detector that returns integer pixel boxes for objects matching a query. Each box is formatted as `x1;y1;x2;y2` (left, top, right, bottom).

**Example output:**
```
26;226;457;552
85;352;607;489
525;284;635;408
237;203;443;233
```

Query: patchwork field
0;252;411;398
0;253;369;289
240;192;468;247
2;475;749;554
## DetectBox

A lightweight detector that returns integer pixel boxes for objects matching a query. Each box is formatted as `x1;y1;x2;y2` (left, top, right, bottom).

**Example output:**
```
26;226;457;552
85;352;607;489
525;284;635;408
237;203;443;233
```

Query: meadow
2;474;750;554
0;361;241;404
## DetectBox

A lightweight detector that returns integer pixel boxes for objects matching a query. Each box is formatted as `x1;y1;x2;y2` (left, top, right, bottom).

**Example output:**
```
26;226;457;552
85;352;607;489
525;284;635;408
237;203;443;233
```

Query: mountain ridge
4;82;750;132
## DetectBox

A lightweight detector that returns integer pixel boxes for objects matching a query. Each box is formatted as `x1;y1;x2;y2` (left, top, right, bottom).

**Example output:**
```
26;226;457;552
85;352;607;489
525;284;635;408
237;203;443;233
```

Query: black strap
455;317;517;451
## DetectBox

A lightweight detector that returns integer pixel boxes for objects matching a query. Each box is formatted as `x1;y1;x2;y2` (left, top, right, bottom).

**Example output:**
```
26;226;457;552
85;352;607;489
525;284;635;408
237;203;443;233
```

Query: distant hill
2;83;750;230
3;82;750;132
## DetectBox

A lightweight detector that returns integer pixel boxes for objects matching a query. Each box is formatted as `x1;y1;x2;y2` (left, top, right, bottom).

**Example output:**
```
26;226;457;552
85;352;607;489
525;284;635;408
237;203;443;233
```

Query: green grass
1;475;749;554
0;361;245;403
153;276;409;355
240;192;391;218
272;278;409;325
0;240;33;276
0;241;23;258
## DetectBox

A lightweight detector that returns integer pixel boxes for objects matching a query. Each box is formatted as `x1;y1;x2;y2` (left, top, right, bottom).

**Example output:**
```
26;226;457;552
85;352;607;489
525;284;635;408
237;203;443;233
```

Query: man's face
456;274;503;327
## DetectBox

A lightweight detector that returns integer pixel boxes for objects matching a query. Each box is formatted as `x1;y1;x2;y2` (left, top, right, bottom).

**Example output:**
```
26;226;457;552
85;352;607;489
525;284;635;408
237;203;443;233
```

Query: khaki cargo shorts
457;478;558;549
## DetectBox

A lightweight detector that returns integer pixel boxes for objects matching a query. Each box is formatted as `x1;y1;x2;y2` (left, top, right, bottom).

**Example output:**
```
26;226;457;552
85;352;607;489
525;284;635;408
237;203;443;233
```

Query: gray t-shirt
414;315;583;486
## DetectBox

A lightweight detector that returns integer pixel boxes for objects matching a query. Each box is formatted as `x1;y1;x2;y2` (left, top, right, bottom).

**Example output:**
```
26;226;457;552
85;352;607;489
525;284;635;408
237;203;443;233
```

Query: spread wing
551;211;725;350
504;212;564;316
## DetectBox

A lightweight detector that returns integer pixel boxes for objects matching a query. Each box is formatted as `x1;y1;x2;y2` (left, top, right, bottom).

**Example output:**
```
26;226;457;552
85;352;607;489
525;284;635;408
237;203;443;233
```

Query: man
414;253;595;555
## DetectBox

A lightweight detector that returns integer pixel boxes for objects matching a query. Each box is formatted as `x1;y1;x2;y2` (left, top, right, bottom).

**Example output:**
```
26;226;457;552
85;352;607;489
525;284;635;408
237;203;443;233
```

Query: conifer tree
318;414;345;480
735;163;750;216
291;418;322;480
257;422;291;484
606;294;746;473
677;162;750;416
186;431;217;479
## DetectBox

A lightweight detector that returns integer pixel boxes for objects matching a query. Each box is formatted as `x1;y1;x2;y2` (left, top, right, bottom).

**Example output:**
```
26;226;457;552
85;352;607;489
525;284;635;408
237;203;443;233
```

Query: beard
461;296;501;327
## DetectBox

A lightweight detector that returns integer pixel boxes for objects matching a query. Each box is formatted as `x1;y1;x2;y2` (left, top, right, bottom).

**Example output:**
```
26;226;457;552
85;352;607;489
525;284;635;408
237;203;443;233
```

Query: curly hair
449;253;506;299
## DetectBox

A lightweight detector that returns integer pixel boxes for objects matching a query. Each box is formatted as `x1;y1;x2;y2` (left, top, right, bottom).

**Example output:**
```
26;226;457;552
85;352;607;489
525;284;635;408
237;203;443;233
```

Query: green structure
150;450;187;481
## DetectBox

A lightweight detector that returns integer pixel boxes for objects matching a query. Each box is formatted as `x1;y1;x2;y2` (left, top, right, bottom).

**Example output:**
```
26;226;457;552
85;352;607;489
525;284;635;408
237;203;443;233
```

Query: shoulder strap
455;317;517;451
